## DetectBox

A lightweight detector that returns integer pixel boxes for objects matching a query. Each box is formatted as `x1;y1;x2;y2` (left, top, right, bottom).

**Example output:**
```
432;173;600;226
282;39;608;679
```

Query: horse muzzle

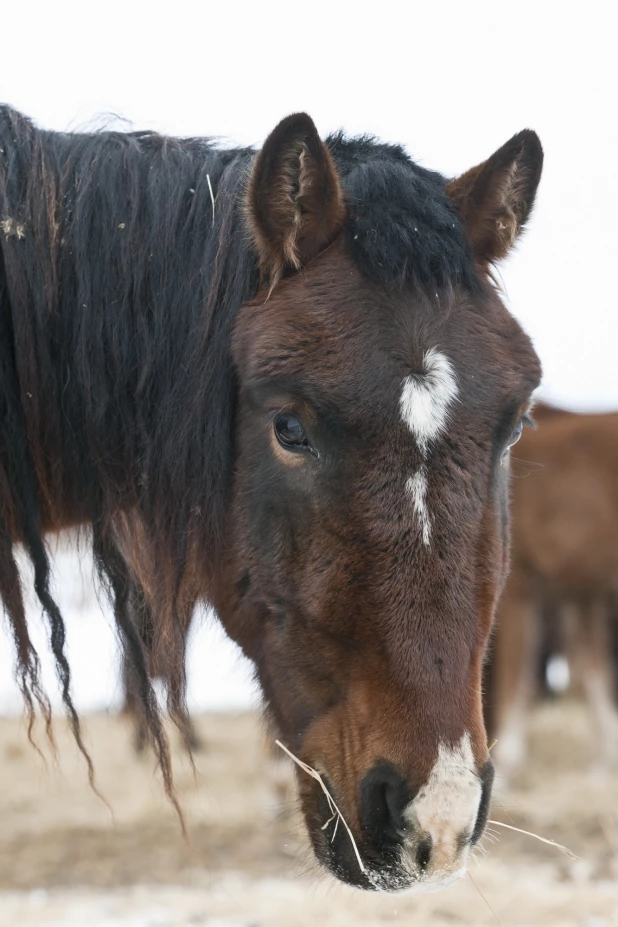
303;738;494;892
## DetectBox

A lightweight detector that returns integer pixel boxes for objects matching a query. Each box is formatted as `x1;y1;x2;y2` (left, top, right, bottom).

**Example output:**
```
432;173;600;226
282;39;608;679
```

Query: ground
1;702;617;927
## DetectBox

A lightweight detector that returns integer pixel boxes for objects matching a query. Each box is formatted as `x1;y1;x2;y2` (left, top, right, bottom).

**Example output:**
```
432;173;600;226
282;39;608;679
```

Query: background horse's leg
491;576;541;779
566;595;618;769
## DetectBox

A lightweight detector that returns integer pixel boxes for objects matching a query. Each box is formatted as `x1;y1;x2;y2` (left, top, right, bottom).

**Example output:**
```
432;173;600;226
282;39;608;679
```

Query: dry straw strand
275;739;366;874
206;174;216;226
468;870;502;925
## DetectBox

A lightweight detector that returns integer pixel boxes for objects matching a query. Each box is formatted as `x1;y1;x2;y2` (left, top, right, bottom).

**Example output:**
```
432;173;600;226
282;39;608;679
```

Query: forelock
327;134;479;292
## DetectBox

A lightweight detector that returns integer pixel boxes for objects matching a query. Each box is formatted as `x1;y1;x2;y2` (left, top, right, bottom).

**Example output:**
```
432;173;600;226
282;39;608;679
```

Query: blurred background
1;1;617;925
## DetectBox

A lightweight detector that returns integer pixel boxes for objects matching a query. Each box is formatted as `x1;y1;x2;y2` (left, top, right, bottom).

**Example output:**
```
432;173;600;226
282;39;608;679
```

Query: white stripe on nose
401;733;481;883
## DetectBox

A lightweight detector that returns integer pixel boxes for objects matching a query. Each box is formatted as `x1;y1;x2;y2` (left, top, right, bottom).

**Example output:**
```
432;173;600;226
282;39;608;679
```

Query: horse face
215;115;542;891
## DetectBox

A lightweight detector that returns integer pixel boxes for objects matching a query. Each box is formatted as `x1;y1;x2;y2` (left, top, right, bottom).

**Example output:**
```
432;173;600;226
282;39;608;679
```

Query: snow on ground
0;534;259;716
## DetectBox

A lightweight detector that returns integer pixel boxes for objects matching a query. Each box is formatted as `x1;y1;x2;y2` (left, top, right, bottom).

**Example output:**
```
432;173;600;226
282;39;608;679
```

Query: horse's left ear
446;130;543;266
246;113;346;286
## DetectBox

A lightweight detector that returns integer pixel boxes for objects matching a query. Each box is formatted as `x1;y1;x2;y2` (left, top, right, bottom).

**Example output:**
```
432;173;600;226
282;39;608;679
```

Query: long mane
0;105;476;800
1;105;258;801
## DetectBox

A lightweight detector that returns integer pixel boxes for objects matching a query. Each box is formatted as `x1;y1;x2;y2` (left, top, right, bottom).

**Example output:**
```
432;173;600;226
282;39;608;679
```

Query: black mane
0;105;258;555
0;105;476;799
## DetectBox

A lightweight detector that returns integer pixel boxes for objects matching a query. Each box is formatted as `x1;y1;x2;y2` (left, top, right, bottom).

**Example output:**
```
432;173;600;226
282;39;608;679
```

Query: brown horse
489;406;618;774
0;105;542;890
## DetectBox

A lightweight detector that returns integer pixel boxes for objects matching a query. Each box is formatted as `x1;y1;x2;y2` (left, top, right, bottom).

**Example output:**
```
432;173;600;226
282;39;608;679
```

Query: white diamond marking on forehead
400;349;459;456
406;467;431;547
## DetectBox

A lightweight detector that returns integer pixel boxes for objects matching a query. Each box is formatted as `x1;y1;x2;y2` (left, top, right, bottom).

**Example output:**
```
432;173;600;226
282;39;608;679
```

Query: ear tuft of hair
246;113;346;287
447;130;543;267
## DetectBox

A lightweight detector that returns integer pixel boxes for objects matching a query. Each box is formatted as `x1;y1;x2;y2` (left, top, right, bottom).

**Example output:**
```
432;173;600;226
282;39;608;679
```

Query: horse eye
503;419;524;456
274;412;310;451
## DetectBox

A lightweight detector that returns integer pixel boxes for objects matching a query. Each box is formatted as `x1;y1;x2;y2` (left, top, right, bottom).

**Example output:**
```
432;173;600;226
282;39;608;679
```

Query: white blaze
406;467;431;547
400;348;458;546
400;349;459;455
402;733;482;881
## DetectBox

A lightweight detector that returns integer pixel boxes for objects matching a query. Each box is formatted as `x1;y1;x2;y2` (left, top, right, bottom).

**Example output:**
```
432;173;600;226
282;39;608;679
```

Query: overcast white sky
2;0;616;408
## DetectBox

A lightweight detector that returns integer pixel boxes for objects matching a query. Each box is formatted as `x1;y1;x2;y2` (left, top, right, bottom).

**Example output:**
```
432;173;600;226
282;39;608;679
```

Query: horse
0;104;543;891
487;405;618;775
120;581;201;754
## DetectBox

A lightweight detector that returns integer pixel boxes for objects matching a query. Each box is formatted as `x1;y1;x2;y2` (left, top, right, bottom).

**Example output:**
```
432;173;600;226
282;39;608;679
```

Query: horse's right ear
446;130;543;267
246;113;346;287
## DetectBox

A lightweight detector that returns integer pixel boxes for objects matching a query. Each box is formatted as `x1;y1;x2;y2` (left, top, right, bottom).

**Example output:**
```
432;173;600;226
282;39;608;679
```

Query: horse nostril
359;761;412;853
416;834;433;871
471;759;495;845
